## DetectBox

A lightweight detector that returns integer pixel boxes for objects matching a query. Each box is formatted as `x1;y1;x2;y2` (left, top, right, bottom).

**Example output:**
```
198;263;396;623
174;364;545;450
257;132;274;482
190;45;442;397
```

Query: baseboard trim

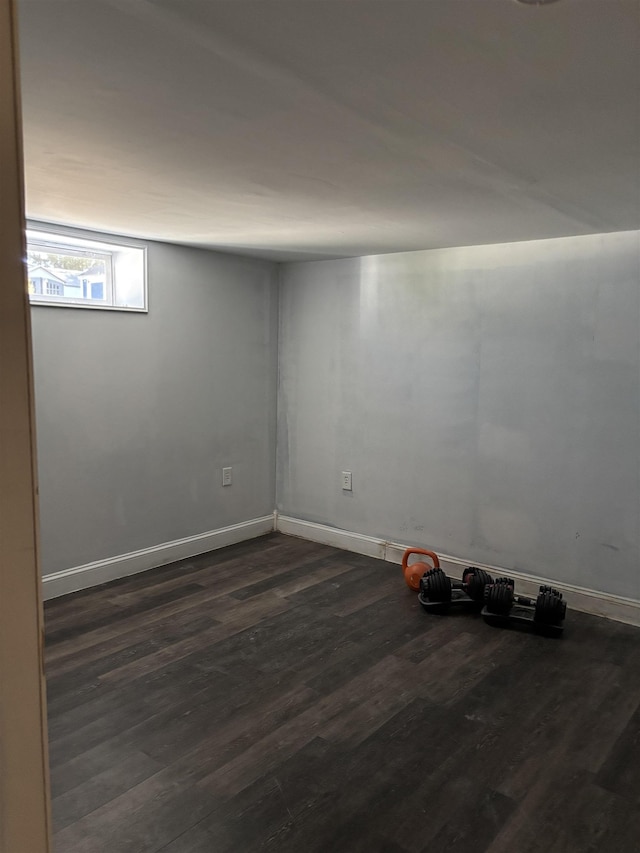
42;514;276;600
276;516;640;627
276;514;385;560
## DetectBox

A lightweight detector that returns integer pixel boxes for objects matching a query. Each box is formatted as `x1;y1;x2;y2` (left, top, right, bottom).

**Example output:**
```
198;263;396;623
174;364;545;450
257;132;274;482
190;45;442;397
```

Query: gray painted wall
32;239;279;575
277;231;640;600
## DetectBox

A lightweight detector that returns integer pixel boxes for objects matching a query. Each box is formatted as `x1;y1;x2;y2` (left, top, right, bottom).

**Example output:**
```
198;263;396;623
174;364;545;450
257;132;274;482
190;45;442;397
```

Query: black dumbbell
484;578;566;626
420;566;493;605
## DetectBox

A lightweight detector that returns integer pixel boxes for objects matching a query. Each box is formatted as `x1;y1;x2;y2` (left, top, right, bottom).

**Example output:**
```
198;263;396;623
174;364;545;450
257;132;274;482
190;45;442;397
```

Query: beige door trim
0;0;52;850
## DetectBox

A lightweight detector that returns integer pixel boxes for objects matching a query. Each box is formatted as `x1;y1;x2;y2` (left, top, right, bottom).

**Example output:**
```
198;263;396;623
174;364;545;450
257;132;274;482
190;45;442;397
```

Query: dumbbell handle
452;579;481;592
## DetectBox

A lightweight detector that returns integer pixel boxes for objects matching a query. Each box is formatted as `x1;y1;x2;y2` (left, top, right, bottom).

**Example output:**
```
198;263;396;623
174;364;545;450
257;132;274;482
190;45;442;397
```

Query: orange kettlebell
401;547;440;591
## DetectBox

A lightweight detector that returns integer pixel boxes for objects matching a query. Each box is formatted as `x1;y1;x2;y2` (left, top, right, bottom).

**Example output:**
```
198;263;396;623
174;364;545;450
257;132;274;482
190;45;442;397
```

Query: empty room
1;0;639;851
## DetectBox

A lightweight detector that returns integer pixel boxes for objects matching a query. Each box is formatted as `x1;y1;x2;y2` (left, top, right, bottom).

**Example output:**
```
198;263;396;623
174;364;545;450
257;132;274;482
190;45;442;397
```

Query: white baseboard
42;514;276;600
276;514;385;560
276;515;640;628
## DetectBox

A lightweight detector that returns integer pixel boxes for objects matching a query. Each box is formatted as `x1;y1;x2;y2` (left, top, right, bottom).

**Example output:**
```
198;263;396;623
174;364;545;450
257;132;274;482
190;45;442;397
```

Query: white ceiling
17;0;640;261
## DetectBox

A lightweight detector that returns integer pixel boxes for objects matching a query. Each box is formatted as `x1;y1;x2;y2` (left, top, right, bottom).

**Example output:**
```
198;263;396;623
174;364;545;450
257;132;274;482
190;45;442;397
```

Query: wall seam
274;261;284;512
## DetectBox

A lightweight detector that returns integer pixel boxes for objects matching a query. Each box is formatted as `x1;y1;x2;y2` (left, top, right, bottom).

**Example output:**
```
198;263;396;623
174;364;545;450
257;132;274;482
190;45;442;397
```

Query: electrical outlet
342;471;352;491
222;467;232;487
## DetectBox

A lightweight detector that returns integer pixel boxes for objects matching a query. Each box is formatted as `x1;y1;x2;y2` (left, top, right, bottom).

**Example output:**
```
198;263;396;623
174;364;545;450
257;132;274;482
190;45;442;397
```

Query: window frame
26;222;148;313
44;279;63;297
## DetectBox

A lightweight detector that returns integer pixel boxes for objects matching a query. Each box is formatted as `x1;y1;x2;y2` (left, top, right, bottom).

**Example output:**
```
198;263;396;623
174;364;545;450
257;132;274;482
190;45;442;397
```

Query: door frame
0;0;52;850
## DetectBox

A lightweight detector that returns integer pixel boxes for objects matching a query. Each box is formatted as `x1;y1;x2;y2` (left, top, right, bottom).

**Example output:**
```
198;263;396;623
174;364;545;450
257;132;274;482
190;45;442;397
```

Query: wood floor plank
45;539;328;664
51;750;163;833
45;608;218;686
52;772;221;853
197;654;418;800
51;738;160;800
95;590;293;686
48;664;217;766
45;583;208;646
186;737;351;853
595;701;640;803
140;682;319;768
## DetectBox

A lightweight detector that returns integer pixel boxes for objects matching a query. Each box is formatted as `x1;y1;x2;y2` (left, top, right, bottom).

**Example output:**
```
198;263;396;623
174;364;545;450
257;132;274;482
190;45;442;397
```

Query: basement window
26;225;147;312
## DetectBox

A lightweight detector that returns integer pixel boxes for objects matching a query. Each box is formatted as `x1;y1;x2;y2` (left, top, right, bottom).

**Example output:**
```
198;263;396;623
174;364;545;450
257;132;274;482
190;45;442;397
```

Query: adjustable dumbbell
419;566;493;607
483;578;567;626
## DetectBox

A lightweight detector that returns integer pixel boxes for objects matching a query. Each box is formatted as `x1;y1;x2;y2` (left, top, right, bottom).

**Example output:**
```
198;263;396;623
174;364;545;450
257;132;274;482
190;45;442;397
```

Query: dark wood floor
45;533;640;853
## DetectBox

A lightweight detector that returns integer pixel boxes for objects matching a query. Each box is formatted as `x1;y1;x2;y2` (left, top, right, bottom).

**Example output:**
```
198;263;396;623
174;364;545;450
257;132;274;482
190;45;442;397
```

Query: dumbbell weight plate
419;567;442;598
534;591;553;624
535;591;567;625
423;568;452;603
484;581;514;615
463;567;493;602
